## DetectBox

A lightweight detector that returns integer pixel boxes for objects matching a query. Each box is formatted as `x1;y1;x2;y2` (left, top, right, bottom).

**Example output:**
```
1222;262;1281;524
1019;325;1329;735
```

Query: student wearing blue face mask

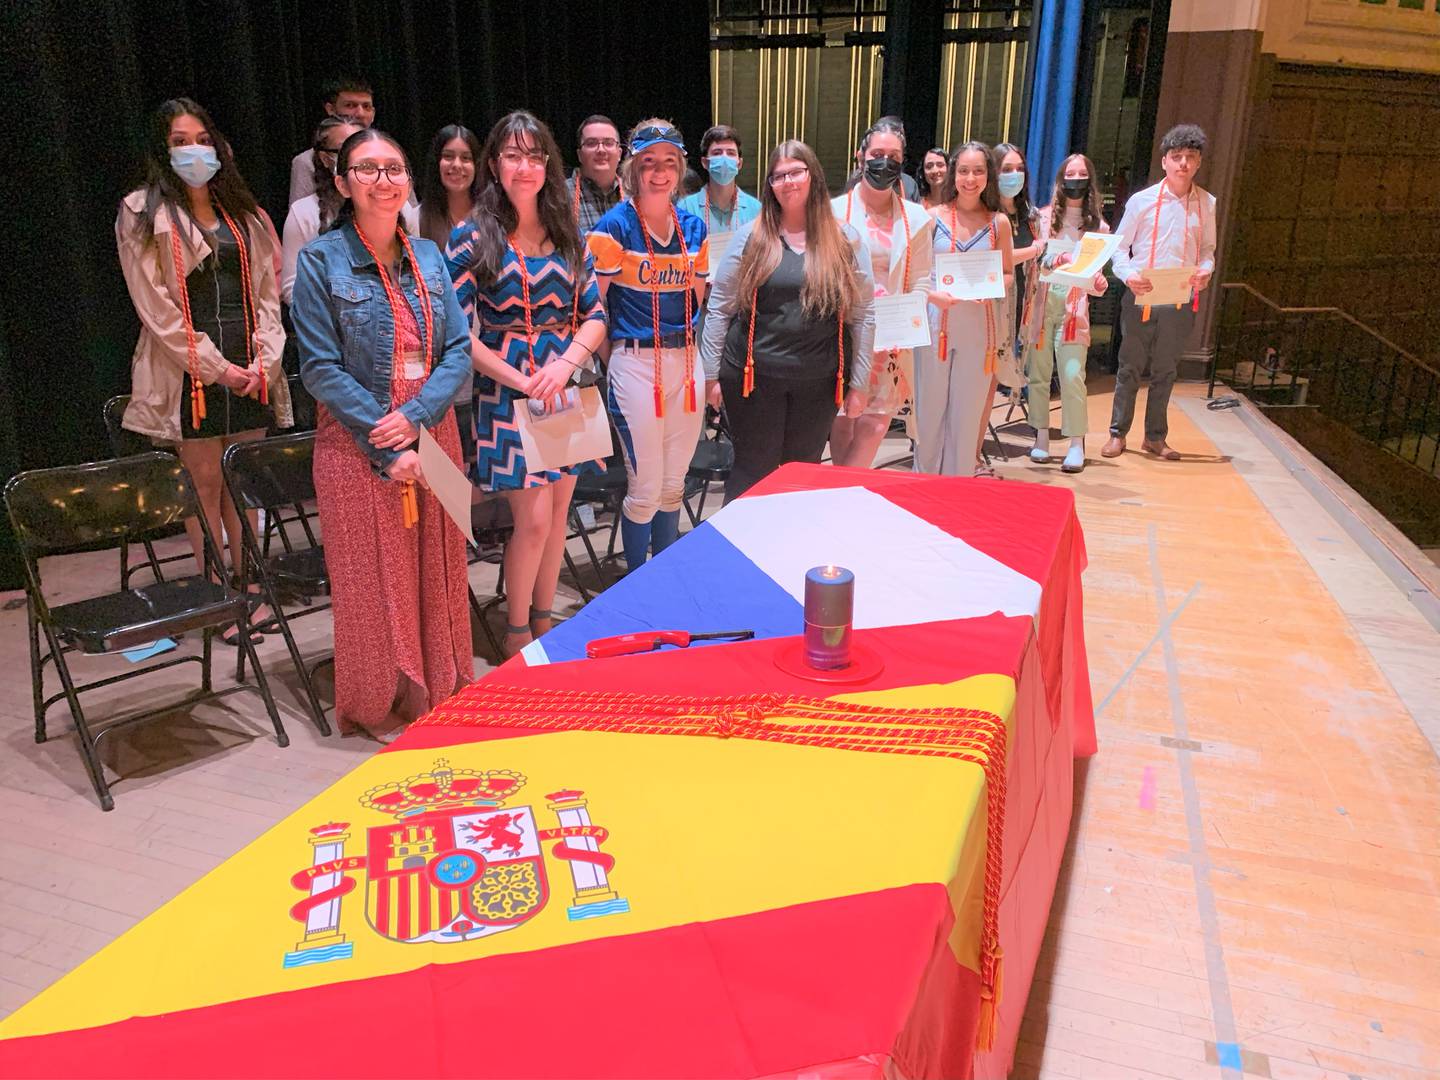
116;98;290;633
677;125;761;239
994;143;1044;387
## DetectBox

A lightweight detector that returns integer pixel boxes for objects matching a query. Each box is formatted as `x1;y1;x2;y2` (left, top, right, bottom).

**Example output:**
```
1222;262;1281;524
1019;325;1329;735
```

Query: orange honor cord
744;291;758;397
353;222;436;529
215;205;266;405
1141;183;1201;323
938;202;959;363
421;683;1010;1052
169;225;206;430
635;201;698;417
835;305;846;408
507;238;540;377
982;220;998;377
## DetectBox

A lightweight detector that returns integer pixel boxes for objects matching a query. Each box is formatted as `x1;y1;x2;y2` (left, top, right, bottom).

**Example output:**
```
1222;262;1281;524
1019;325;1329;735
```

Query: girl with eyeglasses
587;119;708;572
701;141;875;500
1021;153;1110;472
447;111;608;657
924;141;1015;477
116;98;292;643
829;118;935;469
291;129;474;739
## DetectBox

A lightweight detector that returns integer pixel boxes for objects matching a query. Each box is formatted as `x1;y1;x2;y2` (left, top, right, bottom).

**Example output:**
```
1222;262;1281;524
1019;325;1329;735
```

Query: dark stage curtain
0;0;711;586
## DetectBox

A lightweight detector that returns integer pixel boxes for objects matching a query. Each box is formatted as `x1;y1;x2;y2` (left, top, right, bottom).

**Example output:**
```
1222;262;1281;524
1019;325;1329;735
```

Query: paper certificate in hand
1043;231;1122;288
935;250;1005;301
872;291;932;351
417;426;476;545
1133;265;1197;307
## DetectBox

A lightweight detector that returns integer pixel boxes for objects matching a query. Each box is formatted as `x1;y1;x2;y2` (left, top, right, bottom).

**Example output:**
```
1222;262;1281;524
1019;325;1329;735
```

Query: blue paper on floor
121;638;177;663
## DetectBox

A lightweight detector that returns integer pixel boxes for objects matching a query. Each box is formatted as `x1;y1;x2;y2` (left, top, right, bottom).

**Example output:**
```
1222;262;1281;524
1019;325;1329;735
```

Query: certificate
872;292;932;351
1043;230;1122;288
1044;238;1076;260
935;250;1005;301
1134;265;1197;307
515;385;614;474
418;427;476;545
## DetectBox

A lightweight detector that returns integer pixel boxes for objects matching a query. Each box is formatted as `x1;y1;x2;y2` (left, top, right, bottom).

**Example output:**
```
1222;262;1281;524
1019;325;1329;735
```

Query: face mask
1061;177;1090;199
998;171;1024;198
170;144;221;187
706;155;740;185
862;156;903;191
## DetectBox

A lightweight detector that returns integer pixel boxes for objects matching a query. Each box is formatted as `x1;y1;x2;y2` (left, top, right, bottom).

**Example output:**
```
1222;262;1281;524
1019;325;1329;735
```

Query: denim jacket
291;223;470;471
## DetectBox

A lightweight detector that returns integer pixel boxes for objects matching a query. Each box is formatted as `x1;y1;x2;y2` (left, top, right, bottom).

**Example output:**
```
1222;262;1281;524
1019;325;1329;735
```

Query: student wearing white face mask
677;125;762;237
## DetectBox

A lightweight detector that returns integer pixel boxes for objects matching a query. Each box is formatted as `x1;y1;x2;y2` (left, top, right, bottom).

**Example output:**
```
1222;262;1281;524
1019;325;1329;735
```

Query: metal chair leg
562;547;593;604
28;596;45;744
570;506;610;589
236;610;288;749
271;594;332;736
43;621;114;811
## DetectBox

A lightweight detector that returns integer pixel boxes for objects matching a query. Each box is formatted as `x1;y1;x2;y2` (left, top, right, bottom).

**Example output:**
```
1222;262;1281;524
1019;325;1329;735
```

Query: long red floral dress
314;297;472;736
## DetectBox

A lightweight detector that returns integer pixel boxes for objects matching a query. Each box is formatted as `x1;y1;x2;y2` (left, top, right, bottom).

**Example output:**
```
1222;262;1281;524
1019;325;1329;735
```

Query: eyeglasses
348;162;410;184
769;166;810;187
498;149;548;170
580;138;619;151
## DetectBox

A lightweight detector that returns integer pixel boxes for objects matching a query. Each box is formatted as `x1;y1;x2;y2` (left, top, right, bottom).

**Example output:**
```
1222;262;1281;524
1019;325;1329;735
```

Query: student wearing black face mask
829;119;934;469
1022;153;1110;473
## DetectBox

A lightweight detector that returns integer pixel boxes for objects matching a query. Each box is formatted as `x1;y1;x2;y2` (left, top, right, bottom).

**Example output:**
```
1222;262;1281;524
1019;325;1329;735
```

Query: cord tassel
1142;304;1152;323
684;377;697;414
653;384;664;418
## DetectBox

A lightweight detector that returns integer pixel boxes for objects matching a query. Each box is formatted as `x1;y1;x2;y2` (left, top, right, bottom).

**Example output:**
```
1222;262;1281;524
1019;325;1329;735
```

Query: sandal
529;608;554;637
973;463;1001;480
502;623;533;659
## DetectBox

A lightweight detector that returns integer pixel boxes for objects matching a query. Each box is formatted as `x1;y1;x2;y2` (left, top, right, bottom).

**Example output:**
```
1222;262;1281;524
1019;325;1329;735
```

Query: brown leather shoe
1141;439;1181;461
1101;436;1126;458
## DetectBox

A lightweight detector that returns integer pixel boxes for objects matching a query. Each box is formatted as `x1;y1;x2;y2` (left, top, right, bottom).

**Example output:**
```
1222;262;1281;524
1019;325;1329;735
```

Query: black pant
1110;301;1195;441
720;370;837;503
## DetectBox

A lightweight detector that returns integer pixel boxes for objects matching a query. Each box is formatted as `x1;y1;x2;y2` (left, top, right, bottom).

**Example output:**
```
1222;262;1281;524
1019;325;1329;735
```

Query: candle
804;565;854;670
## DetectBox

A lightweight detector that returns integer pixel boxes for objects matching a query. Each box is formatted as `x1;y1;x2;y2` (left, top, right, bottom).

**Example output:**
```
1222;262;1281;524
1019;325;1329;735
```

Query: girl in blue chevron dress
447;111;608;657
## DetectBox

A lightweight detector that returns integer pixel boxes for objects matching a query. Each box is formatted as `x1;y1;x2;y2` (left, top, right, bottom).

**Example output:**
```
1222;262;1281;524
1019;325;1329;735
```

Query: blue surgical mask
706;155;740;185
998;171;1025;198
170;144;221;187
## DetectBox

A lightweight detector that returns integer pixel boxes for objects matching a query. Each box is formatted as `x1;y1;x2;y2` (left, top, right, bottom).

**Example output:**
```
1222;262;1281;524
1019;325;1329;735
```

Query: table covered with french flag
0;463;1095;1079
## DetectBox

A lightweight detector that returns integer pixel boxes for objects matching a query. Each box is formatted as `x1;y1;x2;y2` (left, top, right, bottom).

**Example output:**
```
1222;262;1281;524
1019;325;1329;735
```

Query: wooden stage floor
2;382;1437;1079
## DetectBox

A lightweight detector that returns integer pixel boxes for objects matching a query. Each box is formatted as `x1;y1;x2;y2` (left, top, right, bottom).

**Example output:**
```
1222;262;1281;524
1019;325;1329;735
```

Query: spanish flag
0;465;1094;1079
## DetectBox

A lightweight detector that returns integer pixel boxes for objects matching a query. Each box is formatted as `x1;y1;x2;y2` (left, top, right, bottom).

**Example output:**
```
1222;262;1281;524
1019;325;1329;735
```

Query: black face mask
862;156;903;191
1061;177;1090;199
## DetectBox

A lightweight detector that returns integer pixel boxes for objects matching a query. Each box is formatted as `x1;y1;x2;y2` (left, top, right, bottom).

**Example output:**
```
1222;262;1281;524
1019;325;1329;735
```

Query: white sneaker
1061;440;1085;473
1029;430;1051;463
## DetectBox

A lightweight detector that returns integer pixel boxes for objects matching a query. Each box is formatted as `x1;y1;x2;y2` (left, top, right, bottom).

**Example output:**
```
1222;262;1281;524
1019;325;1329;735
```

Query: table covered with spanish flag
0;464;1095;1079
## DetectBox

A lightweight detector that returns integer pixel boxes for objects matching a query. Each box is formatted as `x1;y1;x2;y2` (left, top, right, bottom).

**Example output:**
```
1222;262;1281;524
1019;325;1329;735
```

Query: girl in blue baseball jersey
587;119;709;571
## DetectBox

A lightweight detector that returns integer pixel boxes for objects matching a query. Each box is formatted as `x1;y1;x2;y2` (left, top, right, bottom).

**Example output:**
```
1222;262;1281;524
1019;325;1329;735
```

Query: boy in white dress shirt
1104;124;1217;461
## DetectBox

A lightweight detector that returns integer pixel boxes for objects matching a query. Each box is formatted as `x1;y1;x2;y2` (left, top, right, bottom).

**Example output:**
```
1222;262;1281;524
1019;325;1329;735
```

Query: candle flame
821;565;840;579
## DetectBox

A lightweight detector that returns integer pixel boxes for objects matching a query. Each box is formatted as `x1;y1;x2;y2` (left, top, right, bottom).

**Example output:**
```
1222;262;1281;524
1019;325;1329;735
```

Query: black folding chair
101;395;190;589
222;433;332;736
569;384;629;584
683;405;734;525
6;452;288;811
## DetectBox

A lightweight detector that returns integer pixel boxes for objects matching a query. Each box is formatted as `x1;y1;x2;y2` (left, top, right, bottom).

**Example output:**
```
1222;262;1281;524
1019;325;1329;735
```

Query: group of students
115;76;1215;738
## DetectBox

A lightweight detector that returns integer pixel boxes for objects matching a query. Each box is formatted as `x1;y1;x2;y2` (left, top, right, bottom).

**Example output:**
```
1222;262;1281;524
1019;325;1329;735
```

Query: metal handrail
1209;280;1440;484
1217;282;1433;374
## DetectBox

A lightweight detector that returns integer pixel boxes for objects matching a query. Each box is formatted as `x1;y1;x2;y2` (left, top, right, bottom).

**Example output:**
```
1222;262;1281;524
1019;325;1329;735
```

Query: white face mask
170;144;221;187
